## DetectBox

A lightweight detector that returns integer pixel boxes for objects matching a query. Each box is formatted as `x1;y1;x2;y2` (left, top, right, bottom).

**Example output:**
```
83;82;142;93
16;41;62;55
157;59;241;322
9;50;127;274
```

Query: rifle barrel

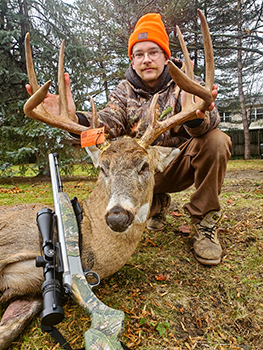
49;153;72;290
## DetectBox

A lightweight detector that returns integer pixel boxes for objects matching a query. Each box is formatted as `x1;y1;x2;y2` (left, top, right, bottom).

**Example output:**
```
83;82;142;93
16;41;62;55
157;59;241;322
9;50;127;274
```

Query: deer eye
100;167;107;177
100;162;110;177
138;162;149;175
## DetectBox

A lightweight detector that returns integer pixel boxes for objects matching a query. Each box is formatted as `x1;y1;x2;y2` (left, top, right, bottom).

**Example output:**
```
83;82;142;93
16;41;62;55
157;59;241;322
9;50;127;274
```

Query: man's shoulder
108;79;133;101
112;79;131;92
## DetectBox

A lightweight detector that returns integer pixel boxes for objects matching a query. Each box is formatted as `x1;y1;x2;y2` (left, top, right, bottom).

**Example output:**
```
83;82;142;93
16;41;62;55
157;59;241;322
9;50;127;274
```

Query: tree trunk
237;0;251;159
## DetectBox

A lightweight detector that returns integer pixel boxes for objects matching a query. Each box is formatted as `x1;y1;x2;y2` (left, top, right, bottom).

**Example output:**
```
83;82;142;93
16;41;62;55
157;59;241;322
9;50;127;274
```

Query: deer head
23;10;214;233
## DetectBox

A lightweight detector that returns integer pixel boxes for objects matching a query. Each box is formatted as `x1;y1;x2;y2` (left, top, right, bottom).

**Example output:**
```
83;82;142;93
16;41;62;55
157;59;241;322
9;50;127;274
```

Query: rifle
36;153;128;350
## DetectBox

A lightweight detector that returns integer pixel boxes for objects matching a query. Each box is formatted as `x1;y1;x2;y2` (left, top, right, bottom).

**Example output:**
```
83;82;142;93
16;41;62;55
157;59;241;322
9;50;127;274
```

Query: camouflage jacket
77;60;220;148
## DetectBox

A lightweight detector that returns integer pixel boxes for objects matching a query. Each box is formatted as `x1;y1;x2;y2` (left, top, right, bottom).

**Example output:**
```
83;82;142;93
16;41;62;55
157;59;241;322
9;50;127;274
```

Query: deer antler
139;9;215;149
23;33;88;135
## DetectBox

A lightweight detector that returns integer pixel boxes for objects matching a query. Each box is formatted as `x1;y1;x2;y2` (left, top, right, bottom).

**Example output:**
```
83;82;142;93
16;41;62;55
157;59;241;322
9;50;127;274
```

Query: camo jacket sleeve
77;80;131;140
183;107;221;138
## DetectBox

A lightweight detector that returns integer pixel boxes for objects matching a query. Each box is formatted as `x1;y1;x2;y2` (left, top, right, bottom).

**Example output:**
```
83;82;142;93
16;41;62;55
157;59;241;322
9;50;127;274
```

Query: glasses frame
132;48;164;62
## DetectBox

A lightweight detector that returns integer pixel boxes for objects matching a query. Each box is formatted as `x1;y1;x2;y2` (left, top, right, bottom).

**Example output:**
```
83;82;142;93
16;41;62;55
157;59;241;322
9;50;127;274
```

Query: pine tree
0;0;82;175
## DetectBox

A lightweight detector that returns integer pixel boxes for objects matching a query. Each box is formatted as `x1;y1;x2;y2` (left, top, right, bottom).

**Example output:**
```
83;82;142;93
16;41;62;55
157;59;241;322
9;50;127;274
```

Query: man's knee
198;129;232;157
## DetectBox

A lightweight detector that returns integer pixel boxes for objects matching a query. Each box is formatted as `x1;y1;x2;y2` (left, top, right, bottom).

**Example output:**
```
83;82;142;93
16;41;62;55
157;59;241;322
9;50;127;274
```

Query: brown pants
150;129;232;222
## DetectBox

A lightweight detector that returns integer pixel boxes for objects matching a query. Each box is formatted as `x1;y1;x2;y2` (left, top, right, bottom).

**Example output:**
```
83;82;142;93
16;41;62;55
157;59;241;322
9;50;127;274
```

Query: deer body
0;139;177;298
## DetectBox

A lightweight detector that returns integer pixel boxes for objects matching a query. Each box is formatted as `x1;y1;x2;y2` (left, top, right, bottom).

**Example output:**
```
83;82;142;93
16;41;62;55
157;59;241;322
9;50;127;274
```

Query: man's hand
181;83;218;119
196;84;218;118
25;73;78;123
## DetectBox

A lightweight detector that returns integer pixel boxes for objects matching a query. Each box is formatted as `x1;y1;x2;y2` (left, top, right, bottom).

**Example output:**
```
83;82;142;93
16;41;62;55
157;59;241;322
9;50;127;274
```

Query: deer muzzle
105;205;134;232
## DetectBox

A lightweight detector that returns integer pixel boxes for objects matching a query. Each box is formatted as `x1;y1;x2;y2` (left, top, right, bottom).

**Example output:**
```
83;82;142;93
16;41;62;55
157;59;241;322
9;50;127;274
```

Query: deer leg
0;299;42;350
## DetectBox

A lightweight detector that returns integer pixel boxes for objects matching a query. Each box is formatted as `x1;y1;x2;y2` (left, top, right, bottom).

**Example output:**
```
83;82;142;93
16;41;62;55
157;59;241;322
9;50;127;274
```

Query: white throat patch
134;202;150;224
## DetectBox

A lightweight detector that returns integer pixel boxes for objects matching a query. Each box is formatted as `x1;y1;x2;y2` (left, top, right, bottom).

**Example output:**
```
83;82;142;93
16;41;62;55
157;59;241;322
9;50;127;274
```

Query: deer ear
151;146;180;172
85;145;101;168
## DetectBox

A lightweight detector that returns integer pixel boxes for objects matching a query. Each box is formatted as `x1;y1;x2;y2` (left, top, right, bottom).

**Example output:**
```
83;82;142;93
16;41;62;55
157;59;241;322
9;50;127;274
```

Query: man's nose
142;52;152;63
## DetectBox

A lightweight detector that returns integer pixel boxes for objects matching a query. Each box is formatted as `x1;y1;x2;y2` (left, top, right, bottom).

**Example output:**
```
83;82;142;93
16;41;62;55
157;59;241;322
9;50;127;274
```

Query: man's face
131;41;168;89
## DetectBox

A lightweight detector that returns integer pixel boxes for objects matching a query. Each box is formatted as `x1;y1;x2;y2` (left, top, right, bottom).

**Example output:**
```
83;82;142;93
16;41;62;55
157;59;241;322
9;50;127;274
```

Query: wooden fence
225;128;263;157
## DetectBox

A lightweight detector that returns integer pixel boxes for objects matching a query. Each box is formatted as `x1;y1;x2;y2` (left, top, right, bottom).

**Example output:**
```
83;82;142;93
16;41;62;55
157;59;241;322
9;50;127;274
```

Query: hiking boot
147;194;171;231
192;211;223;266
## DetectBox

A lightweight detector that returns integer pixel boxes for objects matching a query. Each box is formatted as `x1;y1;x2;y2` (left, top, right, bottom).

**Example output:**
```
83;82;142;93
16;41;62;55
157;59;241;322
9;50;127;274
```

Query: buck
0;10;214;349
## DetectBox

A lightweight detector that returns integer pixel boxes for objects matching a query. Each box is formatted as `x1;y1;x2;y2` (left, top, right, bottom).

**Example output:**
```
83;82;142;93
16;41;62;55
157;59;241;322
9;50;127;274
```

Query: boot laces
196;223;217;242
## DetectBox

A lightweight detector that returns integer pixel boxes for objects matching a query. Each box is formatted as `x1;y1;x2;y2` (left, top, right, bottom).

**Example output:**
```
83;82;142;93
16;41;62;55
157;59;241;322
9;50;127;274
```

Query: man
26;13;231;266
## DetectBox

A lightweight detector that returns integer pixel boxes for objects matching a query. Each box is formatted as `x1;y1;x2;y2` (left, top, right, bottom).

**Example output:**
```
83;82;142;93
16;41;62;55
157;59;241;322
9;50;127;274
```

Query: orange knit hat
128;13;171;61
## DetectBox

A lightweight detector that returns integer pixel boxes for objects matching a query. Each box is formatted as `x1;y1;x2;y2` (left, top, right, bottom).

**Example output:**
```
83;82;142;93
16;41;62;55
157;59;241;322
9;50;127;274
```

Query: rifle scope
36;208;64;327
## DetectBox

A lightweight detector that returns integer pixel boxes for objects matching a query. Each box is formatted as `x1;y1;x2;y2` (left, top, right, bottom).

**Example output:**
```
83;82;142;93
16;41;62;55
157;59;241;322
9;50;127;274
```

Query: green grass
0;181;96;206
0;159;263;350
226;158;263;171
3;163;99;178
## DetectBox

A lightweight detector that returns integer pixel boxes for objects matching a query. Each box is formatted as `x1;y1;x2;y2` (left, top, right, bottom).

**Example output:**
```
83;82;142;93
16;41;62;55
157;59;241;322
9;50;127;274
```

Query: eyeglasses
132;49;164;61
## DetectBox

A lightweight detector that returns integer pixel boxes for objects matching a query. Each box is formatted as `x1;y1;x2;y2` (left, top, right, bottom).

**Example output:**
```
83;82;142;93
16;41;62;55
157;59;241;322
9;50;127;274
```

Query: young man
26;13;231;266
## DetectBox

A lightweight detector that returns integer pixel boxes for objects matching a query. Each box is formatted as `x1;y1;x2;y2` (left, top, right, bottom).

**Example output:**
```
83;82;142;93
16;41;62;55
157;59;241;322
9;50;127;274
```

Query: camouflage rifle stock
46;153;126;350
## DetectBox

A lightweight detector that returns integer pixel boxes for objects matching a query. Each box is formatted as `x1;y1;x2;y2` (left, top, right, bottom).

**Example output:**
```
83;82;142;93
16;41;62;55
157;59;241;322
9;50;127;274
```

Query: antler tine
176;25;194;81
198;9;214;91
139;10;214;149
176;25;194;107
137;93;161;148
25;33;39;94
90;97;99;129
58;40;69;118
23;35;88;135
147;94;160;128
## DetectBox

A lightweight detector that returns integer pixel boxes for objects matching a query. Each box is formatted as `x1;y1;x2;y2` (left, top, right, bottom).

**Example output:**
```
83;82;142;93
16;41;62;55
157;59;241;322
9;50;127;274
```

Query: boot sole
146;224;165;231
193;252;221;266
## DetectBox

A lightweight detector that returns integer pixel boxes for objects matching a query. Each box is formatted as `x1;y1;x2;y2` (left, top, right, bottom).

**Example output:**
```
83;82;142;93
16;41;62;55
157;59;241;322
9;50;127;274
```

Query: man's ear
148;145;180;172
164;53;169;65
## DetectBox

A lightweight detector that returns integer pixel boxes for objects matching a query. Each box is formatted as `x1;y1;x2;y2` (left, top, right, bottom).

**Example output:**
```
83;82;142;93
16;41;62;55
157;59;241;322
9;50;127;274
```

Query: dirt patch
226;169;263;180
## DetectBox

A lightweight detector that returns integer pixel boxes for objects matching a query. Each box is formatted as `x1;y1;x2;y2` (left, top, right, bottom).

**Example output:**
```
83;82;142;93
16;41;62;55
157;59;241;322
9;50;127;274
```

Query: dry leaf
155;274;166;281
179;225;191;235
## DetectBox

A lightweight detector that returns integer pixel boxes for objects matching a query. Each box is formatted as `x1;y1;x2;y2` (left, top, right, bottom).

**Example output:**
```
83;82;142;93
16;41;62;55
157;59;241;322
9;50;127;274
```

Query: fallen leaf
155;274;166;281
171;211;182;217
179;225;191;235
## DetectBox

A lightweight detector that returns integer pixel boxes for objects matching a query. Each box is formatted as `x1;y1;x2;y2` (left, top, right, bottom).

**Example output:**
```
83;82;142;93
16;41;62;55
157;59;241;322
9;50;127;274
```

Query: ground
0;160;262;350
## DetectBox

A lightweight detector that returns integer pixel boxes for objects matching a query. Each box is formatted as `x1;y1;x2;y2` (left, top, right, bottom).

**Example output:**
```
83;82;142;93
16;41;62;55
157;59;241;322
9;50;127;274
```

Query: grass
0;181;96;206
226;158;263;171
0;159;262;350
1;163;100;178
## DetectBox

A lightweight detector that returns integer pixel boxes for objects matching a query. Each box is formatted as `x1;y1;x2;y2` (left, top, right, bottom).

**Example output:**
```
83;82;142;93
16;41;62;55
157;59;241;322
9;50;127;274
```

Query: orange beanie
128;13;171;60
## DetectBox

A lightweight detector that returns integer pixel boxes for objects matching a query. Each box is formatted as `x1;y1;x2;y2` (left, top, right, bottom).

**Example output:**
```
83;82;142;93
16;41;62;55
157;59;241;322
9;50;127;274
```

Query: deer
0;10;214;350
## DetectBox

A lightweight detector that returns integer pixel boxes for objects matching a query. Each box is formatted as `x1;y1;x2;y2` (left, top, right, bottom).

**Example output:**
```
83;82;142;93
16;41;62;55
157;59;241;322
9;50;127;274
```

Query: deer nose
105;205;134;232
